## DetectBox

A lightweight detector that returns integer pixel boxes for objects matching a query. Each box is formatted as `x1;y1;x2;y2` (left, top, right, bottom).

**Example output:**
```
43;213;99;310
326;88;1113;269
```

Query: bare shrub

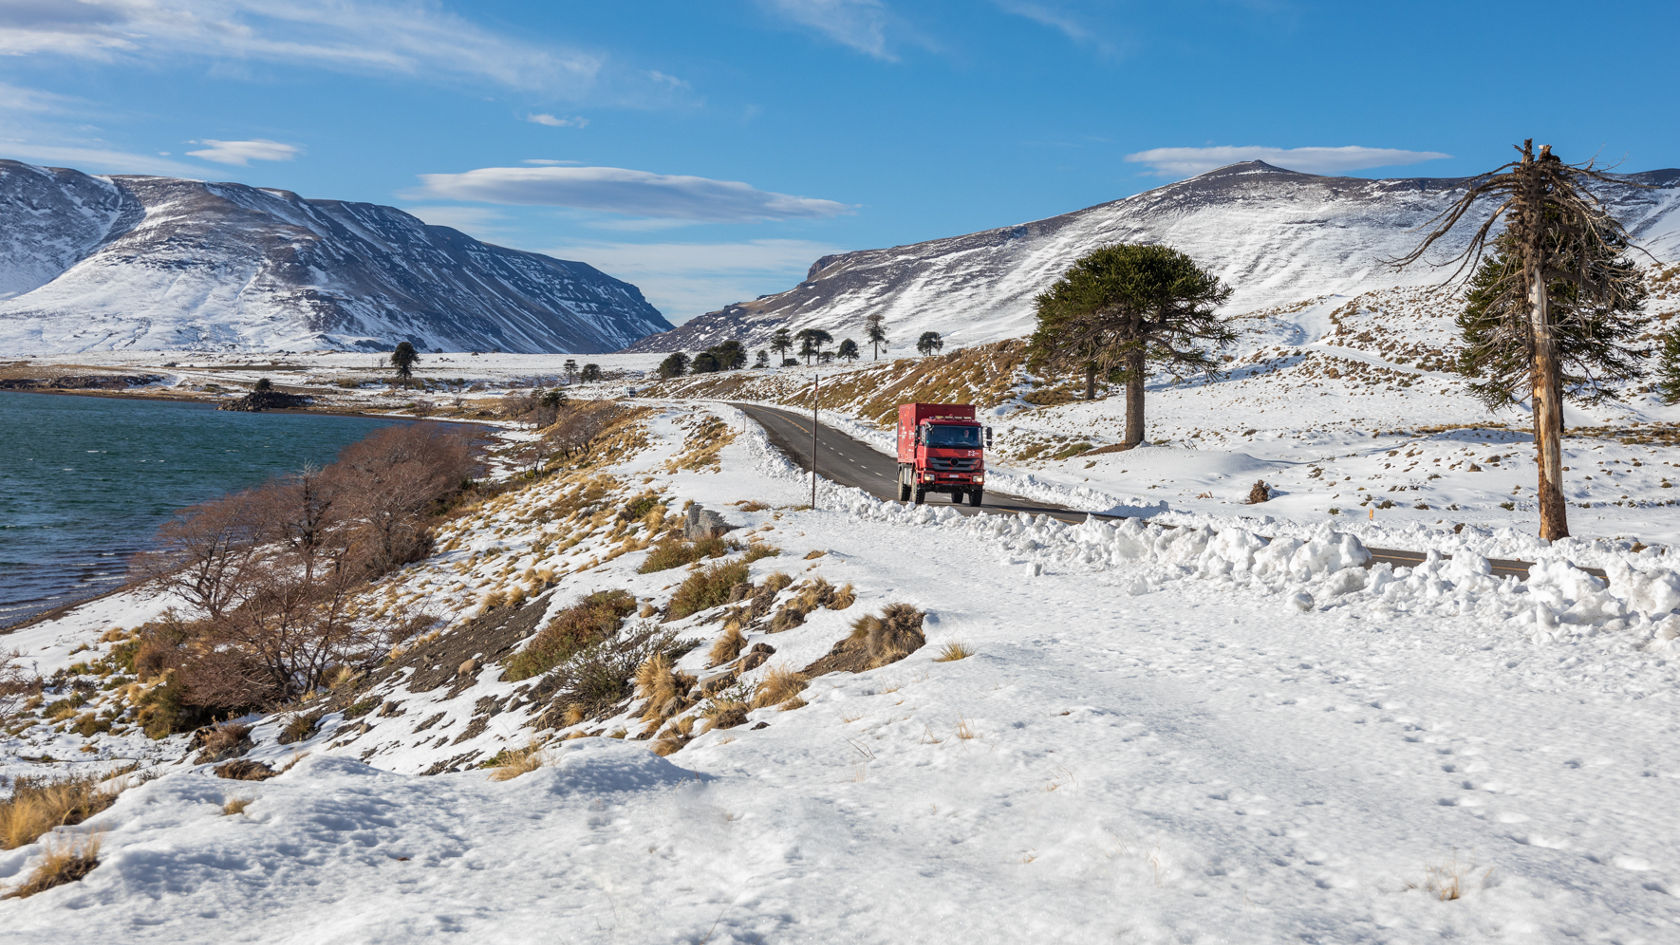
134;489;267;620
0;651;40;725
1246;480;1272;504
504;589;637;682
335;422;480;573
3;832;100;899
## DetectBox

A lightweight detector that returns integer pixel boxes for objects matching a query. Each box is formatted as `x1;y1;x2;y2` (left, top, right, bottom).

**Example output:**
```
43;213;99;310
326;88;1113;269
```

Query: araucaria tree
865;313;888;360
916;331;943;356
770;328;794;364
1395;140;1650;540
390;341;419;379
796;328;832;365
1027;243;1234;448
837;338;860;363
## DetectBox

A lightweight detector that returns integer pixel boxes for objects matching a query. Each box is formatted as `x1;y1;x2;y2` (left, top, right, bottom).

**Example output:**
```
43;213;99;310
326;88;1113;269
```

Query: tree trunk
1529;265;1569;540
1123;349;1145;447
1085;364;1096;400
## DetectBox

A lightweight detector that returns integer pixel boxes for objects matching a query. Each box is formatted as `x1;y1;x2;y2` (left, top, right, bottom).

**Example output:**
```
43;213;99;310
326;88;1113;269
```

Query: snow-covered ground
3;402;1678;942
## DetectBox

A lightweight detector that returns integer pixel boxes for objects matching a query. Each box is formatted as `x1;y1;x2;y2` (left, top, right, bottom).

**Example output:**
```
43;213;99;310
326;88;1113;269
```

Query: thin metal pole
810;372;819;509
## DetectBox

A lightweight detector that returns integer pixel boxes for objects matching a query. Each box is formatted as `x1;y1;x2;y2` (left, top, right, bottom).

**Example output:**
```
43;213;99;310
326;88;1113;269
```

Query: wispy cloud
992;1;1119;57
0;140;211;177
0;0;610;96
1125;145;1452;178
185;138;302;166
415;165;852;224
526;113;588;129
544;238;841;323
758;0;894;60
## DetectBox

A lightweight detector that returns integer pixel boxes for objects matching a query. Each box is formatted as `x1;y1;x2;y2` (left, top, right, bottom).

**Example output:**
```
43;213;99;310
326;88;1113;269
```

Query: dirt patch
387;590;557;695
213;760;278;781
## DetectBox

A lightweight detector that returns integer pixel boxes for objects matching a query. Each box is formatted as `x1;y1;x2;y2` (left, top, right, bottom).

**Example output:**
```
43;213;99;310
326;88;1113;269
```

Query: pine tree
1027;244;1233;448
865;314;888;360
390;341;420;379
796;328;832;365
1656;329;1680;405
770;328;794;364
1395;140;1650;540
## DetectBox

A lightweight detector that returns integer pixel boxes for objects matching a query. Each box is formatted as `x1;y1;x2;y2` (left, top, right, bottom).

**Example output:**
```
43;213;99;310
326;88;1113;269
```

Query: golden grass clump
934;641;974;662
1;773;120;851
846;603;927;669
751;667;808;710
742;543;780;563
708;624;747;668
504;589;637;681
666;560;750;621
222;797;252;816
488;742;546;782
638;536;732;573
635;653;697;727
4;832;101;899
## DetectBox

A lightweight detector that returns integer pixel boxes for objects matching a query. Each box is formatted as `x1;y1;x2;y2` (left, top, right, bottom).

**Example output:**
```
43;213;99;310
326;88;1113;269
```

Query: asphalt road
733;401;1550;581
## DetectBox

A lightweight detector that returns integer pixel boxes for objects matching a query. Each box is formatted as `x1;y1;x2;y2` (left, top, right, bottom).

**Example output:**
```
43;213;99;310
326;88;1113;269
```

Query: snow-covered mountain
627;161;1680;353
0;160;673;354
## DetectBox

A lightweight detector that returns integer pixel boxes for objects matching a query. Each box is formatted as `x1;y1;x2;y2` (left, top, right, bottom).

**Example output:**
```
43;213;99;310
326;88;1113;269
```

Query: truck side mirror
985;427;993;448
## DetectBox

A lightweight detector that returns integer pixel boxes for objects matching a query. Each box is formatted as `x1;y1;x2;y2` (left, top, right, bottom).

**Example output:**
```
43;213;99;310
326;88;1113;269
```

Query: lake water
0;392;401;627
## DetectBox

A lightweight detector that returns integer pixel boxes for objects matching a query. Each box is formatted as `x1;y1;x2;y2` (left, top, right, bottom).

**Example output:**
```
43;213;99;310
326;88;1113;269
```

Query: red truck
896;403;992;506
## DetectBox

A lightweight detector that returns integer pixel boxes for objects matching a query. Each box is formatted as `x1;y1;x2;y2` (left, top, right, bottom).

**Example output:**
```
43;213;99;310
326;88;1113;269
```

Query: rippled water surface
0;392;400;626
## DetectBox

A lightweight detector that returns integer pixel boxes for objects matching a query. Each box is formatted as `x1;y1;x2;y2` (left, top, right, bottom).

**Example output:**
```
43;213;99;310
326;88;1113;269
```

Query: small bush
504;589;638;681
4;832;100;899
638;537;731;573
666;560;750;621
846;604;927;669
1;774;120;851
620;493;662;522
1246;480;1272;504
136;676;213;739
278;713;319;745
742;543;780;564
193;722;252;763
551;624;688;725
699;682;752;732
1;652;41;725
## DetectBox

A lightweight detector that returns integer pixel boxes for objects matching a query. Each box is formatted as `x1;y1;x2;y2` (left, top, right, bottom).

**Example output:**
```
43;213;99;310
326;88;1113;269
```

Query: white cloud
526;113;588;129
544;239;841;323
0;139;210;177
415;165;852;223
0;0;606;95
759;0;894;59
992;1;1119;57
185;138;302;166
1124;145;1452;178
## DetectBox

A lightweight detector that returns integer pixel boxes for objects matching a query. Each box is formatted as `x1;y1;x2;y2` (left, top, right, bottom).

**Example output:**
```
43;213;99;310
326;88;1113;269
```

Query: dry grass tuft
708;624;747;667
504;589;637;681
638;536;732;573
4;832;101;899
750;667;808;710
635;653;697;727
803;550;827;560
1246;480;1273;504
742;543;780;564
934;641;974;662
487;742;545;782
1408;855;1492;901
666;560;750;621
848;603;927;668
222;797;252;816
1;773;121;851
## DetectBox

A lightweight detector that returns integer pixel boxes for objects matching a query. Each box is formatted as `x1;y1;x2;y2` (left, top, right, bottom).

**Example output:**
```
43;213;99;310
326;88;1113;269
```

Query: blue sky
3;0;1676;324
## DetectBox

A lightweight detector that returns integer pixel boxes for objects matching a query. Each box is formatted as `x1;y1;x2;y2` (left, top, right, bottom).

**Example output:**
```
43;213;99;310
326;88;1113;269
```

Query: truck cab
896;402;992;505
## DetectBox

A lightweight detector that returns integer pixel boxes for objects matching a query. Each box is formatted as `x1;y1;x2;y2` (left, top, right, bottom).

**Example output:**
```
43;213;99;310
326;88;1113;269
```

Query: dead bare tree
137;490;267;619
1393;140;1648;540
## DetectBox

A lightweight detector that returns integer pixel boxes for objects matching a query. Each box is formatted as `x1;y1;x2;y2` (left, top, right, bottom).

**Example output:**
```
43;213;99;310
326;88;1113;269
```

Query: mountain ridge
626;161;1680;354
0;159;674;354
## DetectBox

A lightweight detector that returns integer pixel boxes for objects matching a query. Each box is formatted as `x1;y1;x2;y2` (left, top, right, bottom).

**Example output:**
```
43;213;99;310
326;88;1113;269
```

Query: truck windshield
924;424;982;449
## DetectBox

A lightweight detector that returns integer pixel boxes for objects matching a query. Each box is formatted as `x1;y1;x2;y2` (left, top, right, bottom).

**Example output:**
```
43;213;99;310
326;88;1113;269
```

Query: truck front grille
928;457;977;472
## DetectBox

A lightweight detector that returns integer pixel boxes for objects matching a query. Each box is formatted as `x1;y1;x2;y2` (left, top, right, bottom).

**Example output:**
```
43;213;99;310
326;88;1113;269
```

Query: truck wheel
949;490;962;503
970;489;983;507
898;470;911;502
913;486;926;505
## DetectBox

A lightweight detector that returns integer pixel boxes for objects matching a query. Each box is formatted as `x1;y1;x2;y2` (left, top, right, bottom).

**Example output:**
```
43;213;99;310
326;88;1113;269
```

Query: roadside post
811;372;819;509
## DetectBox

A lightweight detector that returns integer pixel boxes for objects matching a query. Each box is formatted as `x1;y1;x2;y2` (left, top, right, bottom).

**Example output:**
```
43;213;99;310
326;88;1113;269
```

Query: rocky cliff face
627;161;1680;354
0;160;673;354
